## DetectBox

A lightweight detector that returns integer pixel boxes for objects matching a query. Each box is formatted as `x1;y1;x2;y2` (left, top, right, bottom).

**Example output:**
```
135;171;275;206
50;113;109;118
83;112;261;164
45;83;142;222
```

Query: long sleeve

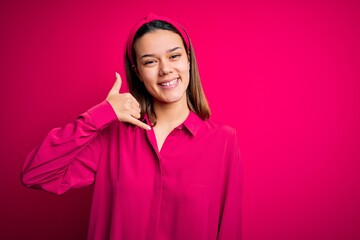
217;128;243;240
21;100;118;194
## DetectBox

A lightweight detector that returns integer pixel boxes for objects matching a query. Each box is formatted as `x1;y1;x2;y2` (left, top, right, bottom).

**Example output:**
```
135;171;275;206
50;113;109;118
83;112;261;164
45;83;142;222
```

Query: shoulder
199;117;238;141
199;118;241;160
203;118;237;135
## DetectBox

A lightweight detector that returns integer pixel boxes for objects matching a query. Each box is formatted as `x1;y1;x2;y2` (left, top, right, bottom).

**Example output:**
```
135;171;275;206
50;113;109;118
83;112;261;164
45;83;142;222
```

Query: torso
89;111;241;239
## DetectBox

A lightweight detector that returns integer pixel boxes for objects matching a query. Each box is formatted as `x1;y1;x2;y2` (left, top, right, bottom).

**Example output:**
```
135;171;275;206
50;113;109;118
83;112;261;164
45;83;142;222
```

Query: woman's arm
217;128;243;240
21;100;118;194
21;73;150;194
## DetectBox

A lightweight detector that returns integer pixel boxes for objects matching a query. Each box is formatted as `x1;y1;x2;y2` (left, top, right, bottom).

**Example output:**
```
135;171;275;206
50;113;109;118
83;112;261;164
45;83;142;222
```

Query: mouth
158;78;179;87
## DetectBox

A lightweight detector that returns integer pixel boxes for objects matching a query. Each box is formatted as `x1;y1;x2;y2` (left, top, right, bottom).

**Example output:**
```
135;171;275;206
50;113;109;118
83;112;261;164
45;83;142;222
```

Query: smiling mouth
159;78;178;87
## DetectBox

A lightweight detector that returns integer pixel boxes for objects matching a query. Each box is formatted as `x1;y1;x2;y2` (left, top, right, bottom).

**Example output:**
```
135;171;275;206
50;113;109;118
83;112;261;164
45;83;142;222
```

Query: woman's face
134;29;190;105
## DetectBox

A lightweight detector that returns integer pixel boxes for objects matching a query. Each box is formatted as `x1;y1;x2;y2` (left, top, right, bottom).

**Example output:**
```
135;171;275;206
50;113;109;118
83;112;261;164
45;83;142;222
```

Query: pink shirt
21;100;242;240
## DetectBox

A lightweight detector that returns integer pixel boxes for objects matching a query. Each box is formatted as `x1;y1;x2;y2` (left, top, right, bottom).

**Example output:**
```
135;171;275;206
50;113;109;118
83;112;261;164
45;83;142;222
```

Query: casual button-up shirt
21;100;242;240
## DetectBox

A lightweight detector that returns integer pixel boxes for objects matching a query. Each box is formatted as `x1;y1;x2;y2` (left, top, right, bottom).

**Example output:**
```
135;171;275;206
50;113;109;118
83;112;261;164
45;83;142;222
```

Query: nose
159;60;172;76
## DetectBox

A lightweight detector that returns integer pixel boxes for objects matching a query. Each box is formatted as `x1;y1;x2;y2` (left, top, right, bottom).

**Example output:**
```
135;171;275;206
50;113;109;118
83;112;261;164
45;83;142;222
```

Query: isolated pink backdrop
1;0;359;239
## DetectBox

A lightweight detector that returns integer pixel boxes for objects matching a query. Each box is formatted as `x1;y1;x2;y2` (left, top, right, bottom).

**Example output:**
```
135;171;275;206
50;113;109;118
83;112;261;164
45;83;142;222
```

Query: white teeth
160;79;178;86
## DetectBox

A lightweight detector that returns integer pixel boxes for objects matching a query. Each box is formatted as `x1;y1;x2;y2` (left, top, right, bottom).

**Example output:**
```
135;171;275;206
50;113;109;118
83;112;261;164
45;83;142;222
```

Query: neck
153;96;190;128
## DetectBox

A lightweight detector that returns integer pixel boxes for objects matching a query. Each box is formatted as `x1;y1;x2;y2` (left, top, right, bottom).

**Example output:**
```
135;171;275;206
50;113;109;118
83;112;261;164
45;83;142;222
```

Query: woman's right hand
106;72;151;130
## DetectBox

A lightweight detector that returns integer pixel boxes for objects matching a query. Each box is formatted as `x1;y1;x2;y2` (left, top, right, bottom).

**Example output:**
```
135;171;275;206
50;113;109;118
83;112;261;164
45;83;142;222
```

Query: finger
130;95;140;108
127;117;151;130
110;72;122;94
131;101;141;113
130;107;141;119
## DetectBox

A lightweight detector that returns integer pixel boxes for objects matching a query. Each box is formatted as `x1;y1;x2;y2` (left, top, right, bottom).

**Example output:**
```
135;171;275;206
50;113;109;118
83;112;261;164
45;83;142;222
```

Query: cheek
178;60;190;75
139;68;157;83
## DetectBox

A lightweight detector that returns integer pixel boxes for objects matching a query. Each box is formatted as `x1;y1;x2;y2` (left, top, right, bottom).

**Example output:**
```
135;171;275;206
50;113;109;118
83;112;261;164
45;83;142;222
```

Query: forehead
134;29;185;55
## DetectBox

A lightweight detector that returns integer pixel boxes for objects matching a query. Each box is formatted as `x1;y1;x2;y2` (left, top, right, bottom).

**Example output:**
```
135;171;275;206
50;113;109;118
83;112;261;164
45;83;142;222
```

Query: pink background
1;0;359;239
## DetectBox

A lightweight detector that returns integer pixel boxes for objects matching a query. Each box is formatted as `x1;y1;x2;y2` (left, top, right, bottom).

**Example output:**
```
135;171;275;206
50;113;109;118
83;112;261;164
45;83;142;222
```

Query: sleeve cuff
84;100;118;130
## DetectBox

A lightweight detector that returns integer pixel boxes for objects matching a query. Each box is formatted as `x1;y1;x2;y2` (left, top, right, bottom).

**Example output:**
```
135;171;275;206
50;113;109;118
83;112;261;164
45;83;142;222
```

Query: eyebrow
140;47;182;59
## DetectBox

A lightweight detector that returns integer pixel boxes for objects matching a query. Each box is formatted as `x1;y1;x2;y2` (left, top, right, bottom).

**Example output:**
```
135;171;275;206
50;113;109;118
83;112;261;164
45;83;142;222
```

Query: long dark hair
125;20;210;124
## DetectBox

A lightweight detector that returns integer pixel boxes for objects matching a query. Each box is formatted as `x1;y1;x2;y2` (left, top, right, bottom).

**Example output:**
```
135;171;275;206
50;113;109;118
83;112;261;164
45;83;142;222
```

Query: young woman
21;13;242;240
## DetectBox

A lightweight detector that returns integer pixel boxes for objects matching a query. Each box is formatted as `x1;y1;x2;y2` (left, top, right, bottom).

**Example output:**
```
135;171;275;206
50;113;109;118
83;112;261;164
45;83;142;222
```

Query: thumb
110;72;122;94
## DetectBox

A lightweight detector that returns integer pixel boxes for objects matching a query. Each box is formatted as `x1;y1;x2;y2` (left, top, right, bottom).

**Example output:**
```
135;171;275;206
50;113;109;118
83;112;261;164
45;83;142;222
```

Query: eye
144;59;156;65
170;54;181;60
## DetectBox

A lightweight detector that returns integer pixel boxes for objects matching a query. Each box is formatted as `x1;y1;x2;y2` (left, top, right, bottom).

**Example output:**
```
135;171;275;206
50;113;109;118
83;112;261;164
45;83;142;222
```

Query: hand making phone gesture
106;72;151;130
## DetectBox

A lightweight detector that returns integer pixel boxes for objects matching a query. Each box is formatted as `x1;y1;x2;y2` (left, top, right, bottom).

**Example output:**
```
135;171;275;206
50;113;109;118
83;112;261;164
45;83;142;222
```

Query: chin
158;93;186;104
161;97;182;104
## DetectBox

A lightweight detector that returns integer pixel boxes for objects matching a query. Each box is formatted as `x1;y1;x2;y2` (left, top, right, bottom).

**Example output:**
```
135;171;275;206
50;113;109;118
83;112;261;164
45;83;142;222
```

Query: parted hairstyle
124;20;211;125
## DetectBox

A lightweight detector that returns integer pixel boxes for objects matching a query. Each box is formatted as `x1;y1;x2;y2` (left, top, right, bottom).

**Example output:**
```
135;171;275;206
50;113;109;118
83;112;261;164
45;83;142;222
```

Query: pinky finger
128;117;152;130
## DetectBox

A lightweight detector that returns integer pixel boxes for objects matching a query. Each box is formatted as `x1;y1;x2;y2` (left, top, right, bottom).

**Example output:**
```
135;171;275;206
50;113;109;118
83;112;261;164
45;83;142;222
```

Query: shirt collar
181;111;204;136
143;111;204;136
